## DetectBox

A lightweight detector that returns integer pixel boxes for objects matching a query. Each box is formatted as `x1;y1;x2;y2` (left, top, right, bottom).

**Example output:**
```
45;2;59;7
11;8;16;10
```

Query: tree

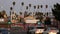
29;4;31;7
34;6;36;9
10;7;13;10
41;5;43;8
37;5;40;9
20;12;22;15
26;6;28;10
52;3;60;21
46;5;48;8
13;1;16;6
21;2;24;6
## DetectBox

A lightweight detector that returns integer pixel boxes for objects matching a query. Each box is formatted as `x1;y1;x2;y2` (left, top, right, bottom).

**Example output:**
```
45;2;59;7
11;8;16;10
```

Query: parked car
28;26;45;34
43;27;59;34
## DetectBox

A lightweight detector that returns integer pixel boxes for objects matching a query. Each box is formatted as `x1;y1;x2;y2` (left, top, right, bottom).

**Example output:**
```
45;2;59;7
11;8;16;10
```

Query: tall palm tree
29;4;31;7
29;4;31;12
33;5;36;16
40;5;43;12
45;5;48;13
10;7;13;10
11;1;16;21
37;5;40;9
41;5;43;8
11;1;16;9
26;6;28;10
34;5;36;9
13;1;16;6
21;2;24;13
21;2;24;6
20;12;22;15
46;5;48;8
52;3;60;21
37;5;40;12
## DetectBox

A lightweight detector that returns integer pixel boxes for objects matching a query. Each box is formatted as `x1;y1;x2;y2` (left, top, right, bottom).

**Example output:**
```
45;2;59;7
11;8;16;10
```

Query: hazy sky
0;0;60;16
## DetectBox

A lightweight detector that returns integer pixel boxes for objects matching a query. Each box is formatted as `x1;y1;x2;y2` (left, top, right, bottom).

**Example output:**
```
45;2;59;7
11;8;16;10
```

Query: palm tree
21;2;24;13
29;4;31;7
33;5;36;16
34;5;36;9
24;11;28;17
10;7;13;15
45;5;48;13
13;1;16;6
52;3;60;21
20;12;22;15
21;2;24;6
41;5;43;8
37;5;40;9
29;4;31;12
46;5;48;8
10;7;13;10
37;5;40;12
40;5;43;12
12;1;16;11
11;1;16;21
26;6;28;10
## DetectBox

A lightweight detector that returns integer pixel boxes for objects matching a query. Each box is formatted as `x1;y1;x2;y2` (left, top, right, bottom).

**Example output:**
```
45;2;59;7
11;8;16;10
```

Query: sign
25;20;39;23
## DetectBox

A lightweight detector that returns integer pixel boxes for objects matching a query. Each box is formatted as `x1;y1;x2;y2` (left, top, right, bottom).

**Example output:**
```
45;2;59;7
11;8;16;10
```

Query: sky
0;0;60;16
